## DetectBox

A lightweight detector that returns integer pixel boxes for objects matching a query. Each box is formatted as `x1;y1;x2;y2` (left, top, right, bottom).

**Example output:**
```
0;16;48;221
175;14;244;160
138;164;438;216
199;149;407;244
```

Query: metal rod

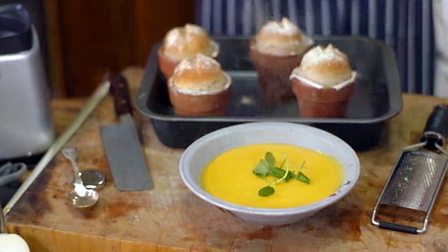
0;204;6;233
3;81;110;216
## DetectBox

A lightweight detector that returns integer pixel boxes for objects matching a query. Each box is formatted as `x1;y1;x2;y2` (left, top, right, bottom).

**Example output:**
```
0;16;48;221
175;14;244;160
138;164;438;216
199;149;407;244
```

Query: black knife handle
422;104;448;148
109;74;132;117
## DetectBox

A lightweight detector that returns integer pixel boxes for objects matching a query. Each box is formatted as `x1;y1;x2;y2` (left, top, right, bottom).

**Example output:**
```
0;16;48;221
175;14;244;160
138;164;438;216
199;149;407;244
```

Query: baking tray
136;36;402;151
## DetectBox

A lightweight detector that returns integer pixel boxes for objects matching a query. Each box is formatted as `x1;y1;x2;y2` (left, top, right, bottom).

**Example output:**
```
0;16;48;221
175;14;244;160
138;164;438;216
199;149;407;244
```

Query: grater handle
378;221;418;234
422;104;448;148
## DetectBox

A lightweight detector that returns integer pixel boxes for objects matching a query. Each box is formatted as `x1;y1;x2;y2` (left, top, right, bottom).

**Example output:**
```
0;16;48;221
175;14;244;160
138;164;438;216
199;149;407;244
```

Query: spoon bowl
68;184;99;208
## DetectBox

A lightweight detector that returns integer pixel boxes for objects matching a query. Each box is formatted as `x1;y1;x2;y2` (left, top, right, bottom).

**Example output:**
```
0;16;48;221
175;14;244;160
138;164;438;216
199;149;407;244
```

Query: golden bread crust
253;18;312;56
171;54;230;94
162;24;218;61
293;44;352;87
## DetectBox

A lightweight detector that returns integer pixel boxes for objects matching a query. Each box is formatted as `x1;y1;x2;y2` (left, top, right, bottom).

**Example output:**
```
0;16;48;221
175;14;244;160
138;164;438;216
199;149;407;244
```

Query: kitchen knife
101;74;153;191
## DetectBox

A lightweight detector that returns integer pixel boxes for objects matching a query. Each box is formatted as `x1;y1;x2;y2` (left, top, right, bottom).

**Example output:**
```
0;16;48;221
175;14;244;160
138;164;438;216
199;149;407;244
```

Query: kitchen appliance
0;4;53;160
372;104;448;234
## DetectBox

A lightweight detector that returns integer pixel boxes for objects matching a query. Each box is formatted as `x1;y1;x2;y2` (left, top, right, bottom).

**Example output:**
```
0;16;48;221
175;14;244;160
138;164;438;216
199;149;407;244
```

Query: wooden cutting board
6;67;448;251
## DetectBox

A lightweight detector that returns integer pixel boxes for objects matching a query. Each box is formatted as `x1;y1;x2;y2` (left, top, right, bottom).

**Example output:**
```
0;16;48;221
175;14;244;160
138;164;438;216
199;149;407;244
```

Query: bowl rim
179;122;360;216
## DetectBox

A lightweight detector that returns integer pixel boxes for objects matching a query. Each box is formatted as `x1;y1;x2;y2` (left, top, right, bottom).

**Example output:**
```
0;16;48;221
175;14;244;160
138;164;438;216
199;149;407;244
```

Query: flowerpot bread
290;44;356;117
168;54;231;116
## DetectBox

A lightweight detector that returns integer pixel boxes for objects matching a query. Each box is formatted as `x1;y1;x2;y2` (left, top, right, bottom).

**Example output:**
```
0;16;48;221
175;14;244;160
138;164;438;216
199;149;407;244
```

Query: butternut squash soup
201;143;344;208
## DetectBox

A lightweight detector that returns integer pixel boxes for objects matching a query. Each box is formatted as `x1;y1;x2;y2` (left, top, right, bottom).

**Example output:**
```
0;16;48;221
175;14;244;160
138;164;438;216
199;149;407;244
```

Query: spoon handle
69;159;83;185
62;148;83;185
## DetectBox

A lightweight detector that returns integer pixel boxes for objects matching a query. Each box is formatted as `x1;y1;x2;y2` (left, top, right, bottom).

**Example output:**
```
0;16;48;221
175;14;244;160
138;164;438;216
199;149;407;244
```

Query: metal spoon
62;147;99;208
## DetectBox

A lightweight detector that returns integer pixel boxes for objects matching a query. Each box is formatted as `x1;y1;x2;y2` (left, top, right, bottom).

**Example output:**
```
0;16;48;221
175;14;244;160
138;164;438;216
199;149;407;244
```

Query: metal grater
372;105;448;234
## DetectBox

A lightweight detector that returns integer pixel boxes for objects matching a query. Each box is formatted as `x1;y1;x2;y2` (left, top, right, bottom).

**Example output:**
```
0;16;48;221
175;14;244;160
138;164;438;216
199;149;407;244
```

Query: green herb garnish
258;186;275;197
253;152;311;197
271;167;286;178
296;171;310;184
284;171;295;182
253;159;270;177
265;152;275;166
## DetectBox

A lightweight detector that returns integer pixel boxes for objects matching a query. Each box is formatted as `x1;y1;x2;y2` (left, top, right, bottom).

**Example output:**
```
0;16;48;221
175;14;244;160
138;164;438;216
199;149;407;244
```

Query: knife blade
101;74;153;191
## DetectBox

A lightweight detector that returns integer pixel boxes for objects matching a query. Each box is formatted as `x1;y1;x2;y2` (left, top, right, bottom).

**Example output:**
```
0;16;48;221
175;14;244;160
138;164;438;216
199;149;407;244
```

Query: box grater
371;104;448;234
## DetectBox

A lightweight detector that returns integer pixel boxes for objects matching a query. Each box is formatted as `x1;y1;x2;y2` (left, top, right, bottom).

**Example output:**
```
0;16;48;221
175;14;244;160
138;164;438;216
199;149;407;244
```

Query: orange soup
201;143;344;208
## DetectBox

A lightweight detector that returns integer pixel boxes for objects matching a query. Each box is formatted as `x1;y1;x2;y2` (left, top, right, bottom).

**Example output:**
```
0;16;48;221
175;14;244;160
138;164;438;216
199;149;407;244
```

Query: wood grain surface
6;67;448;251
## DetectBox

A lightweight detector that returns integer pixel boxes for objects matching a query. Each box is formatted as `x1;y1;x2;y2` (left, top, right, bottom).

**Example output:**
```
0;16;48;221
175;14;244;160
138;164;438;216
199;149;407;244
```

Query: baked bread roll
168;54;231;116
254;17;312;56
171;54;229;94
290;44;356;118
292;44;353;87
159;24;219;78
250;17;312;104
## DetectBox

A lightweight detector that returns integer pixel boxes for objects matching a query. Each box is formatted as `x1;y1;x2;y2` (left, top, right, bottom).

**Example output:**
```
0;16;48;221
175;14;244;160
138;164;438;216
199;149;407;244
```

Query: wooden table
6;67;448;251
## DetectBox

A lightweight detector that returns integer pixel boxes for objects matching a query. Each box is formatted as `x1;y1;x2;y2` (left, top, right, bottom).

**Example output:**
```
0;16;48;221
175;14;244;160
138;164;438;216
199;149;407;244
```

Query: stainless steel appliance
0;4;53;160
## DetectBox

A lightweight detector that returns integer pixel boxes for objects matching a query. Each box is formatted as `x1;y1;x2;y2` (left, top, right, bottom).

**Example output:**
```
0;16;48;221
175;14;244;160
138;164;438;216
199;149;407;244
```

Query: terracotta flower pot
168;79;230;116
250;42;302;105
291;77;355;118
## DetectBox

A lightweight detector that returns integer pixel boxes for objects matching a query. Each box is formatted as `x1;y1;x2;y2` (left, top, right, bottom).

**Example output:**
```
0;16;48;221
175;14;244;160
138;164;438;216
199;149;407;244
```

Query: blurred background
1;0;442;97
0;0;196;97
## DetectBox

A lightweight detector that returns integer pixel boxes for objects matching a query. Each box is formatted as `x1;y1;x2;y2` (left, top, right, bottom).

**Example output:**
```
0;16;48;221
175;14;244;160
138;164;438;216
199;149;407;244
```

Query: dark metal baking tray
136;36;402;151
